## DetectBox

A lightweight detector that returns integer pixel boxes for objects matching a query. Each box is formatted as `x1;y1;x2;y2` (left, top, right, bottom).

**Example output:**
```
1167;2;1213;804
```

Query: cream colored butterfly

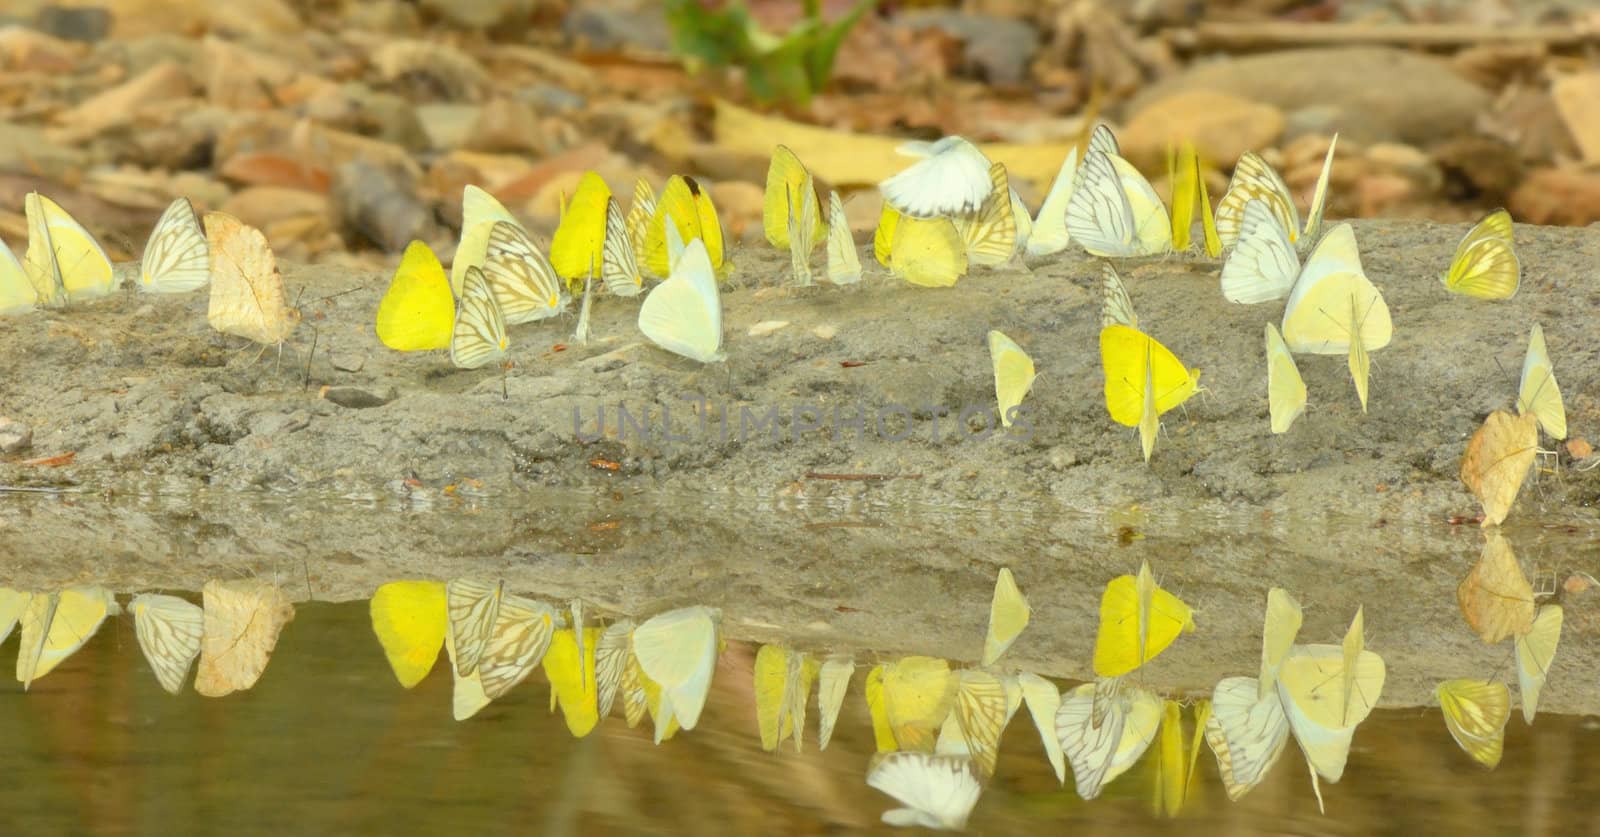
824;192;861;285
879;136;993;218
1220;198;1299;304
1100;262;1137;328
1516;323;1565;440
194;579;294;698
476;592;559;700
788;183;818;286
1265;323;1307;434
638;237;724;363
1442;209;1518;299
1280;223;1391;412
982;567;1031;666
934;669;1011;779
1056;680;1162;800
1277;608;1385;811
1017;672;1066;784
816;655;854;750
601;198;643;297
444;623;492;721
449;266;508;370
987;331;1037;430
0;239;32;315
24;192;114;306
130;593;204;695
627;179;657;278
1216;135;1337;253
957;163;1018;267
482;221;567;324
867;752;982;831
1066;150;1170;258
1436;678;1510;769
632;606;721;742
205;212;299;347
445;579;503;677
0;588;27;645
16;586;119;689
1203;587;1301;801
453;185;519;296
139;197;210;293
1515;604;1561;724
594;619;635;720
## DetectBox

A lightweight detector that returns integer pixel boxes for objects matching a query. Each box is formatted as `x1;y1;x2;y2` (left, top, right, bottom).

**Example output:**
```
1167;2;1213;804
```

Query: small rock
1431;136;1523;203
0;24;82;72
1120;89;1285;169
330;161;432;251
421;0;533;28
34;5;112;42
1552;72;1600;165
0;417;31;453
220;186;328;230
1129;47;1490;147
747;320;789;337
1567;438;1593;460
371;39;488;101
466;97;544;155
1510;168;1600;227
812;324;838;340
895;12;1038;86
414;103;481;151
562;5;670;53
321;386;397;409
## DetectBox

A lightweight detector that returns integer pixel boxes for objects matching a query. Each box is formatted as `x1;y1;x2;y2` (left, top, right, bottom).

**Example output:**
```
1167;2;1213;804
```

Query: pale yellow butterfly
1280;223;1390;411
24;192;114;305
1516;322;1565;440
1515;605;1562;724
987;331;1037;430
631;606;720;742
449;266;508;370
638;237;724;363
824;191;861;285
1442;209;1518;300
16;586;119;689
0;238;33;315
453;185;519;296
130;593;204;695
982;567;1031;665
482;221;567;324
139;197;210;293
816;655;855;751
1265;323;1307;434
1017;672;1066;784
1436;678;1510;769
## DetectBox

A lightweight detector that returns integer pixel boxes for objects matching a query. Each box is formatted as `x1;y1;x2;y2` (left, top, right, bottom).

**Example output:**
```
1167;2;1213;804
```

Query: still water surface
1;600;1596;836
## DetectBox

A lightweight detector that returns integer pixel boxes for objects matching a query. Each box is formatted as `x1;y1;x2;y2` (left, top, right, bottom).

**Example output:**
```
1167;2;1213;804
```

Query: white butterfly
1216;135;1337;254
449;266;508;370
866;752;982;831
879;136;993;219
1065;150;1169;258
601;198;643;298
481;221;567;324
816;655;855;750
631;606;720;741
130;593;204;694
1220;198;1299;304
638;237;724;363
139;197;210;293
1026;125;1120;257
824;192;861;285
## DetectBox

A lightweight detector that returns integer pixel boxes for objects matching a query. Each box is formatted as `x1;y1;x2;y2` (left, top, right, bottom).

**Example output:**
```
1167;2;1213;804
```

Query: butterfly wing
958;162;1018;267
824;191;862;285
549;172;612;292
600;198;643;297
1205;675;1290;800
1436;679;1510;768
30;193;114;302
890;216;967;287
816;655;855;751
140;197;210;293
1515;605;1562;724
879;137;993;218
194;580;294;698
631;606;720;732
204;211;297;345
1265;323;1307;434
482;221;566;324
1216;152;1298;250
1301;135;1338;245
987;332;1037;431
1221;199;1300;304
867;752;982;830
637;238;724;363
452;185;519;295
982;567;1031;665
368;580;448;689
1100;262;1138;329
131;593;204;695
1516;323;1565;440
0;239;33;314
449;266;509;369
376;240;455;351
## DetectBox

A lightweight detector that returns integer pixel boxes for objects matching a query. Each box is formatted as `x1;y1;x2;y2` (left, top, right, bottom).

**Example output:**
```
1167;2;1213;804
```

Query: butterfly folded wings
204;212;300;348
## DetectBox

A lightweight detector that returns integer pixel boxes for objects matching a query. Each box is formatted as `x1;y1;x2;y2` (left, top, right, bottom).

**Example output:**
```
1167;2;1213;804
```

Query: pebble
330;160;433;251
894;12;1039;86
34;5;112;43
1120;89;1284;169
747;321;790;337
0;417;31;454
321;387;397;409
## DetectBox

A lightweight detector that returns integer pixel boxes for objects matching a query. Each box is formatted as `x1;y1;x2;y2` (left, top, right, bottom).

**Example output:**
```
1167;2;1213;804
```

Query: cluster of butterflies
374;174;730;369
0;193;301;347
873;124;1552;463
0;580;294;697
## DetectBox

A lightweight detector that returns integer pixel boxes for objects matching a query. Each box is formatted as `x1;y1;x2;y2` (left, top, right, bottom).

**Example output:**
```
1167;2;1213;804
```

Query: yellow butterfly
933;669;1010;778
0;588;28;645
865;665;896;751
638;235;724;363
452;185;519;296
1456;531;1535;644
987;331;1037;431
754;643;819;752
1017;671;1065;784
764;145;827;251
544;627;602;737
482;221;566;324
824;191;861;285
1221;198;1299;304
368;580;447;689
194;579;295;698
1265;323;1307;434
549;171;612;294
1277;608;1385;800
1168;141;1220;257
1260;587;1304;694
139;197;210;293
816;655;854;750
626;178;657;278
1515;605;1562;724
982;567;1031;666
1056;680;1162;800
1517;323;1565;440
879;655;957;752
24;192;114;305
0;239;32;314
1066;149;1171;258
873;203;899;268
1100;262;1137;329
449;266;508;370
1092;560;1195;678
376;241;455;352
1280;223;1390;411
130;593;204;695
956;163;1018;267
631;606;720;742
601;198;643;297
1216;136;1337;253
205;211;299;347
16;586;119;689
1151;698;1208;817
1099;324;1201;462
1437;678;1510;768
477;592;558;700
1459;410;1538;528
644;175;726;278
888;214;967;287
1443;209;1518;299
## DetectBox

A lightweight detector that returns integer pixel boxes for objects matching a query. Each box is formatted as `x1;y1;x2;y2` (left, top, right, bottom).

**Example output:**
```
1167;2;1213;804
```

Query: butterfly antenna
302;326;319;391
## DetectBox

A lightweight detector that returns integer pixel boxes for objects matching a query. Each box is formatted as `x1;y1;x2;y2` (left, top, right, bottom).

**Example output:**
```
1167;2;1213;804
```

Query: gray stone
895;12;1039;86
0;418;31;454
35;4;112;43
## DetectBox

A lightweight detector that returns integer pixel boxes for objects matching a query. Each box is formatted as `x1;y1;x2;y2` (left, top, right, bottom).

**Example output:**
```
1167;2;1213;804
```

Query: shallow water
0;599;1596;835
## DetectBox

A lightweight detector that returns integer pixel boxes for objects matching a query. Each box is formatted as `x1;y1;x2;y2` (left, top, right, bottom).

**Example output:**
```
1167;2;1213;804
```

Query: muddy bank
0;218;1597;711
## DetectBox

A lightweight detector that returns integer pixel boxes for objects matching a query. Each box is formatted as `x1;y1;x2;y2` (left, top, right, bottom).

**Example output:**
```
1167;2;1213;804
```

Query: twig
803;472;923;481
1187;22;1600;51
0;484;85;493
